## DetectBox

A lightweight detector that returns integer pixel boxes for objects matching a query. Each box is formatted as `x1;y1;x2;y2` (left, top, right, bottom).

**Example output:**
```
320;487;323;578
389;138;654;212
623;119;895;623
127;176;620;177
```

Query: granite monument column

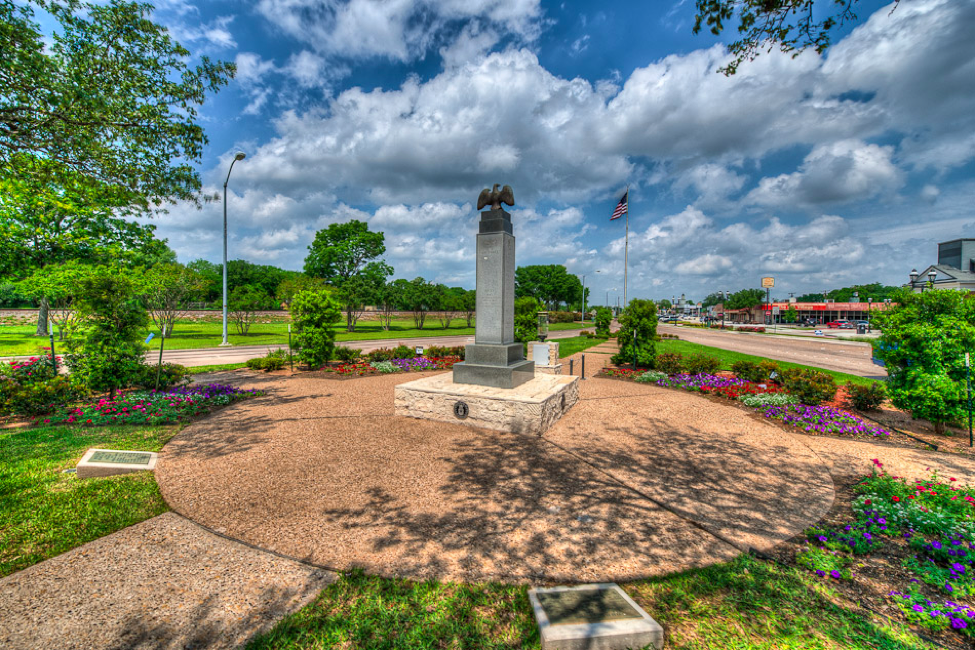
452;207;534;389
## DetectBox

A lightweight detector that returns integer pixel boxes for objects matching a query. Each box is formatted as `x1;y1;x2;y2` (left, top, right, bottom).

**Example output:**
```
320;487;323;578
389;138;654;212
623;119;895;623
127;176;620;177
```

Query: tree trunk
935;421;946;436
35;297;49;336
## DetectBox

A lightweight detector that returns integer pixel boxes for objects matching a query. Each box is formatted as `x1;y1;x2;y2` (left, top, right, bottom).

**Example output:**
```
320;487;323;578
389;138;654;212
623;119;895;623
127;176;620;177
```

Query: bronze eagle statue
477;183;515;211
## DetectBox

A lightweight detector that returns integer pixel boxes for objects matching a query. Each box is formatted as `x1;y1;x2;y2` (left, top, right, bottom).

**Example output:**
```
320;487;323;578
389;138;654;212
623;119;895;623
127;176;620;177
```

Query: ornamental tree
514;296;543;344
337;262;392;331
64;267;148;398
873;289;975;435
290;288;342;369
594;307;612;337
17;260;94;339
228;285;273;336
142;262;206;337
612;299;658;368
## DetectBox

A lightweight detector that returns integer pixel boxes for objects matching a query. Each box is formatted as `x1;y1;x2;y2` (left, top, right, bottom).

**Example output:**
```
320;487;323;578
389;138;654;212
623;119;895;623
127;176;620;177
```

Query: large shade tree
514;264;584;310
304;220;387;286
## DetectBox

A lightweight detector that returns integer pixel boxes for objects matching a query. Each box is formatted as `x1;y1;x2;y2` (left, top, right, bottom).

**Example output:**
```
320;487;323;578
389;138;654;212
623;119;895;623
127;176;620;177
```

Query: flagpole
624;183;629;308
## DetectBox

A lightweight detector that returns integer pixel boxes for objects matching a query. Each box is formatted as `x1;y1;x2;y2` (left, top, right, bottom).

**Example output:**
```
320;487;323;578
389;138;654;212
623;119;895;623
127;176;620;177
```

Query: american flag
610;190;627;220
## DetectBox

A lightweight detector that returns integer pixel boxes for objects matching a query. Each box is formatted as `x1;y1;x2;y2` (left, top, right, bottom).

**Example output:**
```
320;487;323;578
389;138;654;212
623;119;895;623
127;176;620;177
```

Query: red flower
892;496;900;502
864;499;871;505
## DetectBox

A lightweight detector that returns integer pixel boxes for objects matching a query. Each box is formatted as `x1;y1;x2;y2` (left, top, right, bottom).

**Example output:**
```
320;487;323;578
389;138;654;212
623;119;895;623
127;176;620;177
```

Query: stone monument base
394;372;579;435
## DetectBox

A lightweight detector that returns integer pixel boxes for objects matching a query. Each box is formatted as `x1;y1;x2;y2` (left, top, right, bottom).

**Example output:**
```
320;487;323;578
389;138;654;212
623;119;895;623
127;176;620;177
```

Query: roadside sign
415;346;424;355
814;330;824;336
772;306;780;315
761;277;775;288
145;333;154;344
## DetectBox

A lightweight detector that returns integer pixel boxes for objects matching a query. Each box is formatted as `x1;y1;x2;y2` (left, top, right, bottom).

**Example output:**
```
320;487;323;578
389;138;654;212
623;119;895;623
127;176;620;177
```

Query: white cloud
255;0;541;62
745;140;901;208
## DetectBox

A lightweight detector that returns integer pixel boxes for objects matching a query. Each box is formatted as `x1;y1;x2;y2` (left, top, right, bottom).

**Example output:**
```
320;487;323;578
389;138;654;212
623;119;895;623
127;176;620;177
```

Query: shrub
778;367;837;405
425;345;465;359
655;352;685;375
6;355;59;383
367;348;395;362
845;381;887;411
611;299;657;368
291;289;342;369
594;307;612;337
684;352;721;375
392;344;414;359
1;376;88;416
137;362;190;388
333;346;362;363
514;297;543;344
758;360;781;381
731;360;762;383
549;311;576;324
246;351;287;372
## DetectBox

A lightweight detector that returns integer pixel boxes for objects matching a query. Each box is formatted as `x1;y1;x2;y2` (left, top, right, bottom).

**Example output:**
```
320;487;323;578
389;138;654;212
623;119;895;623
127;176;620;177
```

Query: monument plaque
90;451;153;465
76;448;158;479
528;583;663;650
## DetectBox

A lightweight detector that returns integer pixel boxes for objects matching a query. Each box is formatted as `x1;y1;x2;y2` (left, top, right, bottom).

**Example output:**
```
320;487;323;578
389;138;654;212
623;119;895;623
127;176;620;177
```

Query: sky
143;0;975;304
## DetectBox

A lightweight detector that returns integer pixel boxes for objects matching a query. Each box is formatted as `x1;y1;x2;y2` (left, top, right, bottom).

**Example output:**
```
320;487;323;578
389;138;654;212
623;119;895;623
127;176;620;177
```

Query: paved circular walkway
157;368;844;584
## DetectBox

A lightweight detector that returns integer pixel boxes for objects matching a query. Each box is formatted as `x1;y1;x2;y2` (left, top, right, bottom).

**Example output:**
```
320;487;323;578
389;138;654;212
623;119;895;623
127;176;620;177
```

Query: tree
612;299;658;368
337;262;392;331
17;260;93;339
64;267;148;398
375;280;403;331
290;288;342;368
431;285;457;330
304;220;386;286
460;289;476;328
515;265;583;310
396;277;436;329
796;284;902;303
0;171;164;334
701;292;724;308
186;259;222;304
514;296;543;344
783;305;798;323
874;289;975;435
658;298;673;310
1;1;234;207
142;262;205;337
228;285;271;336
693;0;894;75
726;288;765;310
276;274;326;311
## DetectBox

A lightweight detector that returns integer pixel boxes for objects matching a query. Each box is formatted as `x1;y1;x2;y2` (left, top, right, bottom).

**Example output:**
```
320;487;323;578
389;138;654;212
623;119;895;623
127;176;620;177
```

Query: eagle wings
477;184;515;211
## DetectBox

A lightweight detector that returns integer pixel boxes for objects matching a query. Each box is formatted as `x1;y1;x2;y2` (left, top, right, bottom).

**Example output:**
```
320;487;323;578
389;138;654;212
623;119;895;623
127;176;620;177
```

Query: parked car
826;320;850;329
802;317;821;327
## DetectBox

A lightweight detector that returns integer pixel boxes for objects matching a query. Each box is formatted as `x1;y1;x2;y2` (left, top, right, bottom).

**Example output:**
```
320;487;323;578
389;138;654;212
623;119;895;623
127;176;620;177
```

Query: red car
826;320;850;329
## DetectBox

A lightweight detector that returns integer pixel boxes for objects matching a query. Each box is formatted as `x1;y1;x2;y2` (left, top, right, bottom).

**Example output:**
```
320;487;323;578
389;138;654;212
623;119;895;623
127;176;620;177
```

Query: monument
394;184;578;435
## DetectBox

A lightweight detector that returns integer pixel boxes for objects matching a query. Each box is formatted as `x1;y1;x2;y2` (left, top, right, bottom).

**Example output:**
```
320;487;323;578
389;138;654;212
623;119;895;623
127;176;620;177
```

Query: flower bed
325;356;460;377
760;404;892;437
37;383;262;427
790;462;975;643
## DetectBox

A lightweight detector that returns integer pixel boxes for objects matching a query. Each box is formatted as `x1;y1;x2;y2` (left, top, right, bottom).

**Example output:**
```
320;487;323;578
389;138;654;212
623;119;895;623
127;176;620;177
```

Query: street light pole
580;274;586;324
221;152;246;347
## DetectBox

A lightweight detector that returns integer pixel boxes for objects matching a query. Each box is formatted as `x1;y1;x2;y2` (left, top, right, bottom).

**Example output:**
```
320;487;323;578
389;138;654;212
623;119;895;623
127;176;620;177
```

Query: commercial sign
761;277;775;288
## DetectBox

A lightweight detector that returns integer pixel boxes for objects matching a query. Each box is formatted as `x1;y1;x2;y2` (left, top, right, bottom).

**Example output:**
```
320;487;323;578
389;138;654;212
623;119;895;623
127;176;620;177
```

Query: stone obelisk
452;207;534;389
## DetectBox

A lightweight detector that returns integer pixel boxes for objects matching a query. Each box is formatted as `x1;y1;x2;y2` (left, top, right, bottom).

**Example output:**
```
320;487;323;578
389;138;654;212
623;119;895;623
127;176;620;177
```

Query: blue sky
144;0;974;303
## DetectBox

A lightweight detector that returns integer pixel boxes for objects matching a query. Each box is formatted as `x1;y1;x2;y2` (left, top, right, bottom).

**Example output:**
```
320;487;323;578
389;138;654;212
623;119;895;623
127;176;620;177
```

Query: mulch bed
767;480;971;650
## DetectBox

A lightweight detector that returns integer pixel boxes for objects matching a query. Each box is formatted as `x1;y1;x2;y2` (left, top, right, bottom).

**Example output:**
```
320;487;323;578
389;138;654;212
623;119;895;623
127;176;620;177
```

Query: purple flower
952;618;968;630
830;570;842;579
912;604;925;613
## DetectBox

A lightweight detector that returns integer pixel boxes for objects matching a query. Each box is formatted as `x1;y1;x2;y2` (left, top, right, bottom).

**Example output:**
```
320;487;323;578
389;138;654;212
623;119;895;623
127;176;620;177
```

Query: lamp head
928;270;937;283
909;268;919;282
234;151;247;161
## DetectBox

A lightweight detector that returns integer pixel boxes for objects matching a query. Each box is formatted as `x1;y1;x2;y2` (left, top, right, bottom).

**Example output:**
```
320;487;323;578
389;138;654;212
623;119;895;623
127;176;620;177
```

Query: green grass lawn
0;319;587;357
554;335;609;358
656;338;878;387
247;555;931;650
0;423;179;577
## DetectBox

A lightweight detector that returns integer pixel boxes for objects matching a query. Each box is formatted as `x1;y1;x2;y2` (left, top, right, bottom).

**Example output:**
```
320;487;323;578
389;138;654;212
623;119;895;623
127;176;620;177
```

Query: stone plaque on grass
76;448;158;479
528;583;663;650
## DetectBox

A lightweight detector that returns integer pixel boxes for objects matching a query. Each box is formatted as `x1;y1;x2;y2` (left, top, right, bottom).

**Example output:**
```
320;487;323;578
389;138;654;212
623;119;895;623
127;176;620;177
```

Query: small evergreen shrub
367;348;395;362
1;376;89;416
758;360;781;381
731;360;762;382
137;362;190;388
655;352;685;375
779;367;837;405
684;353;721;375
392;344;414;359
845;381;887;411
333;346;361;363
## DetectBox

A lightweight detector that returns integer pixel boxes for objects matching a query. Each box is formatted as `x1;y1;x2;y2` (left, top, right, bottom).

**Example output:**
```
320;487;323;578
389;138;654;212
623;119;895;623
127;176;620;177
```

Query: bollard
154;325;167;391
48;319;57;374
581;354;586;380
288;324;294;372
569;358;574;375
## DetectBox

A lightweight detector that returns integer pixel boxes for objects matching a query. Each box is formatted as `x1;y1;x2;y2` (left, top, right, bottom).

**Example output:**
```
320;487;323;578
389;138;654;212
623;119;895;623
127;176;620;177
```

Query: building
716;300;891;325
908;238;975;292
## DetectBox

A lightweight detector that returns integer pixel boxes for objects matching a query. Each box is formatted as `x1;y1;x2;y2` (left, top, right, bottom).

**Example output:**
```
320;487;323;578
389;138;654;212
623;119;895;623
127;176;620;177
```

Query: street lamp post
928;269;937;289
221;151;246;347
909;268;919;292
867;297;872;333
580;274;586;324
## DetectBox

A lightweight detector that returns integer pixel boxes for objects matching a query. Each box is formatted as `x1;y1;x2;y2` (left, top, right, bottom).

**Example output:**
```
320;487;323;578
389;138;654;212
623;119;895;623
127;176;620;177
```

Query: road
659;324;883;378
152;327;588;368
